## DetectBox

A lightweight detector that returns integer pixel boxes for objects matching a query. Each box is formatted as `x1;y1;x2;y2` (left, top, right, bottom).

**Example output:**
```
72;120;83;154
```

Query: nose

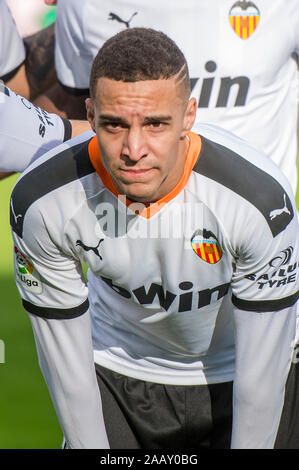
121;126;148;163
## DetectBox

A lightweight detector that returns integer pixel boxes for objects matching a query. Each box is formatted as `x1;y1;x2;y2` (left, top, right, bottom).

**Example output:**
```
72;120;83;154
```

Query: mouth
119;168;155;181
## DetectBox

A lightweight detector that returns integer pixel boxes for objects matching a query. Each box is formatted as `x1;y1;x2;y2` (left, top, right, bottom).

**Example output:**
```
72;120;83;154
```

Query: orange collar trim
88;132;202;219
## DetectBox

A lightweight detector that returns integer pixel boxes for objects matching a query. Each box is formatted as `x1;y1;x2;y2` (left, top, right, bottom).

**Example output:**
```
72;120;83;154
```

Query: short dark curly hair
89;27;191;102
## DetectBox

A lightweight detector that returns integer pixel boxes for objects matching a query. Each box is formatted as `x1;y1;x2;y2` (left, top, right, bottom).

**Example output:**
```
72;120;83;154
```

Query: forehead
94;77;184;115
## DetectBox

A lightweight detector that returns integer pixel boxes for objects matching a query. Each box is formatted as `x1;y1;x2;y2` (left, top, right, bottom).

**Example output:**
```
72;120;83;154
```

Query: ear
180;97;197;140
86;98;96;133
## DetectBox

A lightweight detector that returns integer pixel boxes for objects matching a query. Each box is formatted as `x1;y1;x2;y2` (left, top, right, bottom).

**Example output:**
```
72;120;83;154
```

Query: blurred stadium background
0;1;61;449
0;0;298;449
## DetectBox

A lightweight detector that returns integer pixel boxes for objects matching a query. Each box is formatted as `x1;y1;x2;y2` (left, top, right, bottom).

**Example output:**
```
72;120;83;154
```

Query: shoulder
190;124;295;239
55;0;88;37
10;130;96;238
0;1;25;79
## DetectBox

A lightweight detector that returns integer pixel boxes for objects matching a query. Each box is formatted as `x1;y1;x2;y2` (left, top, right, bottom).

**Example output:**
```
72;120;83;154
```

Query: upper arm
3;23;56;101
231;200;298;314
229;184;298;448
70;120;91;138
23;24;57;101
33;82;89;120
0;85;71;173
10;197;89;320
3;63;30;99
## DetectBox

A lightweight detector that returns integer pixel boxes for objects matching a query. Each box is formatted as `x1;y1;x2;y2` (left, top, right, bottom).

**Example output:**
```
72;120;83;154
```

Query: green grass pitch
1;167;299;449
0;174;62;449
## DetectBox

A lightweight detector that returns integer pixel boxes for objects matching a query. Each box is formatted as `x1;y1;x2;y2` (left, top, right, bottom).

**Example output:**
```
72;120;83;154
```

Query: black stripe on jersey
58;79;89;96
194;136;294;237
10;138;95;238
232;291;298;312
0;83;10;96
0;60;25;82
22;298;89;319
61;118;72;141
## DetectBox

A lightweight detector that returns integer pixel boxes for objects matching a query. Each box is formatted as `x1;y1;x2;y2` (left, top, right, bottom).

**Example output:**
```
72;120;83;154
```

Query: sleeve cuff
22;298;89;319
232;291;299;312
61;117;72;141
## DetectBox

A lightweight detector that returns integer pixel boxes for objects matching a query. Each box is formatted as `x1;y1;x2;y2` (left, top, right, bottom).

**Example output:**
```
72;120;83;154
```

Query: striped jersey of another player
0;0;25;81
0;83;71;172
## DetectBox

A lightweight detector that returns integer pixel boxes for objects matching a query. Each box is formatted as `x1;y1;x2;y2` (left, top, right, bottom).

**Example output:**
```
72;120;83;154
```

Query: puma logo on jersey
269;194;291;221
76;239;104;259
108;11;138;28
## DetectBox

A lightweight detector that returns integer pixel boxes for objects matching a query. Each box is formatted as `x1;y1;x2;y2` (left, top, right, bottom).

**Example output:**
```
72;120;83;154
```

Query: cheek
149;130;180;156
98;135;122;169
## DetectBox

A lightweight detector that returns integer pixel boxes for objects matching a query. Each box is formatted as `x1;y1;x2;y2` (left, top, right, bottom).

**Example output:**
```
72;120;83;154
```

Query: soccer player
11;28;298;449
0;0;56;101
36;0;299;197
0;83;91;180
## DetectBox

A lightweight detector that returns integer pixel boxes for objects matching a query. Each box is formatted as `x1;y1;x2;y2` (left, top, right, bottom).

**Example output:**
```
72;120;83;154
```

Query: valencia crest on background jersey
229;1;260;39
191;229;222;264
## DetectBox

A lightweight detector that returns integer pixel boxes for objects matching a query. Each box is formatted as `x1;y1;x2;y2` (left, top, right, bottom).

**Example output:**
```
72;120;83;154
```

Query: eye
107;123;121;130
100;121;123;132
146;121;168;130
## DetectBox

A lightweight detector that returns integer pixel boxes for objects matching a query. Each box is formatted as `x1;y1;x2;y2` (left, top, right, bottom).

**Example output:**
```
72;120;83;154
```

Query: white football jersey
0;84;71;172
0;0;25;80
55;0;299;194
10;125;298;384
10;125;298;448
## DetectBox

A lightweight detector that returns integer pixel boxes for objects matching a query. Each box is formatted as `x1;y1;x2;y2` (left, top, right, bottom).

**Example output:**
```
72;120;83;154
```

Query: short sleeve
288;0;299;56
231;193;299;312
11;196;89;320
55;0;92;91
0;1;25;80
0;84;69;172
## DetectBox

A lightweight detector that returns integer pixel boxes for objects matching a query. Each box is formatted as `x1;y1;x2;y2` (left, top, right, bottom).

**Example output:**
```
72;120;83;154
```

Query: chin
126;193;154;204
120;184;158;204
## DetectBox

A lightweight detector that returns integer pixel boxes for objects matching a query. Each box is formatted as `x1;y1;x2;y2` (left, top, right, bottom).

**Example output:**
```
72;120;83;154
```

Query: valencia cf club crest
191;229;222;264
229;1;260;39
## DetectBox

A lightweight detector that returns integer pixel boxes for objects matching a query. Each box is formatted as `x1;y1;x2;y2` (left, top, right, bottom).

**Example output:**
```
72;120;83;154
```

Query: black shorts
275;342;299;449
95;364;233;449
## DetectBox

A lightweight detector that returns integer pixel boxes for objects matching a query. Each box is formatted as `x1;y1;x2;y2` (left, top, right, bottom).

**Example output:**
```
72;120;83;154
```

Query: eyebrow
144;115;172;124
98;114;125;124
98;114;173;125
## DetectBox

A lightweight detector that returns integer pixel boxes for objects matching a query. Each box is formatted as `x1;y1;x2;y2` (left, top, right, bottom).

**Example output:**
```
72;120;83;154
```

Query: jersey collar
88;132;202;218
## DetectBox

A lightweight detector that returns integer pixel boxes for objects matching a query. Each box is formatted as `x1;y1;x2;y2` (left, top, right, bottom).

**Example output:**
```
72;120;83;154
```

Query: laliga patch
229;1;260;39
191;229;222;264
14;246;42;293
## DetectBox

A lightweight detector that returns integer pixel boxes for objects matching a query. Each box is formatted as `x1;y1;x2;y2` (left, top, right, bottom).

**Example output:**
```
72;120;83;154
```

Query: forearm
69;120;92;138
231;305;296;449
29;311;110;449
